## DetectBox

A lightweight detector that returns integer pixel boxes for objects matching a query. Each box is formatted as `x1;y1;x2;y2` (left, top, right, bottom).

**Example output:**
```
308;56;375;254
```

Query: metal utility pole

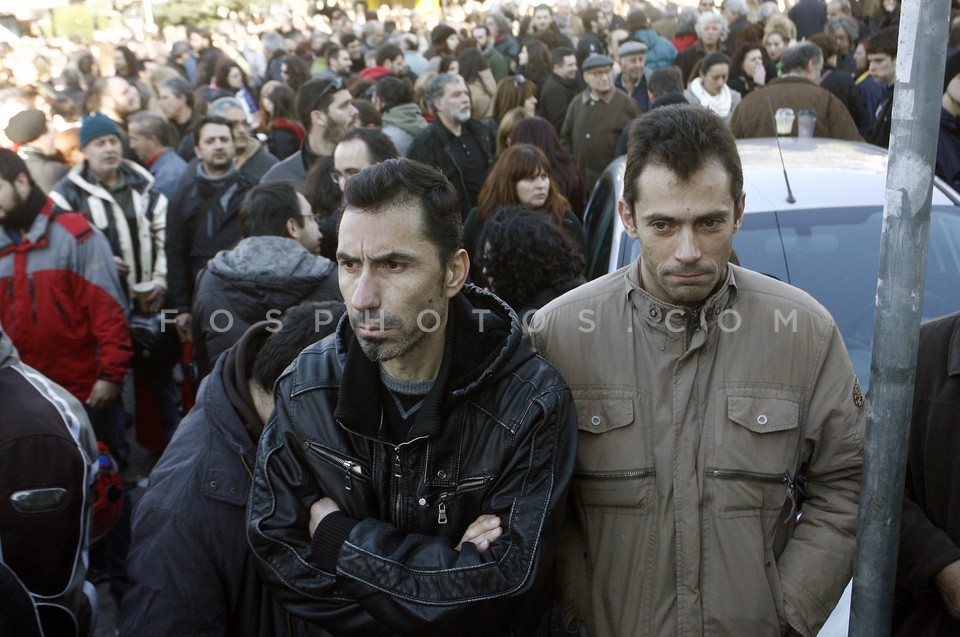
849;1;952;635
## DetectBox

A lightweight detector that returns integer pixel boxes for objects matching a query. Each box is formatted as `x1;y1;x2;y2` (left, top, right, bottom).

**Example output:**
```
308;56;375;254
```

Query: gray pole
848;1;951;635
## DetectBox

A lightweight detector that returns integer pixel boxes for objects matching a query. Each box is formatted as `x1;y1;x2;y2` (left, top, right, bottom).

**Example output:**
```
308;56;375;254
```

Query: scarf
689;77;733;117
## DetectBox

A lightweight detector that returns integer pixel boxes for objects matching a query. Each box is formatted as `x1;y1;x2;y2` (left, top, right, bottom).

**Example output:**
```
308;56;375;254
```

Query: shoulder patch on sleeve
853;376;865;409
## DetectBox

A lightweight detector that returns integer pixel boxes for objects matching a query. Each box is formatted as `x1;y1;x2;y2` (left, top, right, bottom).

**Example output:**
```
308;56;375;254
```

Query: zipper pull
343;461;353;491
437;499;448;524
782;473;797;524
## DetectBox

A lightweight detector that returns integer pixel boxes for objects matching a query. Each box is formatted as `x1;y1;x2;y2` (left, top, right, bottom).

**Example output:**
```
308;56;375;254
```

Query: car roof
601;138;959;214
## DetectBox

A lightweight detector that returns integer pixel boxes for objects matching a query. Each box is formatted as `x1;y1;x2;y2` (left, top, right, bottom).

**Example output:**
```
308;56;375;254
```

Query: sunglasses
312;76;344;112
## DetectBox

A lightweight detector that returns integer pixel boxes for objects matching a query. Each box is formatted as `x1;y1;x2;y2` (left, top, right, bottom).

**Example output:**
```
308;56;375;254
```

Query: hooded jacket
50;159;167;295
191;236;341;377
0;326;99;637
120;322;329;637
0;197;132;401
247;286;576;636
381;103;429;156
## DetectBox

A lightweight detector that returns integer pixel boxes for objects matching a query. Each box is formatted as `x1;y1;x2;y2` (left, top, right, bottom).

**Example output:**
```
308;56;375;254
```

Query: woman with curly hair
463;143;585;283
213;58;258;124
763;14;797;73
258;82;305;161
727;43;766;97
509;117;585;219
479;208;586;324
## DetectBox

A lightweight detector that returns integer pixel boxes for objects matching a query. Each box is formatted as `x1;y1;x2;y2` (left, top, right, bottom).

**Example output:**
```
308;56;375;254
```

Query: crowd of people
1;0;960;636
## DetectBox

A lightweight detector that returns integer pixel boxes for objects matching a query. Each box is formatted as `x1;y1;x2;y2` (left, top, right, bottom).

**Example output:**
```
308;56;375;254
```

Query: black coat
247;287;577;636
820;66;866;130
893;312;960;636
120;325;329;637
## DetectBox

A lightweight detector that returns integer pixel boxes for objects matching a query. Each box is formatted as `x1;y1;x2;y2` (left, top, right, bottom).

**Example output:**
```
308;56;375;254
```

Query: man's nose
351;268;380;312
674;228;702;263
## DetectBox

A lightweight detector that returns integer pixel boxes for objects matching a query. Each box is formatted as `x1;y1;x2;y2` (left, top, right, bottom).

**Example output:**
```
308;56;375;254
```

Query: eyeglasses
312;76;344;113
330;168;360;186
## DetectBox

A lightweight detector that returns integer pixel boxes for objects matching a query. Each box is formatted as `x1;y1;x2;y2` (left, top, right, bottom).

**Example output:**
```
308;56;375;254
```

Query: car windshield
621;205;960;389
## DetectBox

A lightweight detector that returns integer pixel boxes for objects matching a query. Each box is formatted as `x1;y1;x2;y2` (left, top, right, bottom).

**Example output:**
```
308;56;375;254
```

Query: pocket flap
727;396;798;433
576;399;634;434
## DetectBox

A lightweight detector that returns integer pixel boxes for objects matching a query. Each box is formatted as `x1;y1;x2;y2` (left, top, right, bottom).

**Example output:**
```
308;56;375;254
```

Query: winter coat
191;236;341;377
893;312;960;637
50;159;167;295
632;28;678;70
165;167;256;314
0;328;99;637
0;198;132;401
936;108;960;192
381;103;429;156
561;89;641;192
820;66;866;130
146;148;188;202
730;76;862;141
120;323;330;637
468;69;498;121
267;118;305;161
17;146;68;195
540;73;583;133
247;286;577;635
530;262;865;637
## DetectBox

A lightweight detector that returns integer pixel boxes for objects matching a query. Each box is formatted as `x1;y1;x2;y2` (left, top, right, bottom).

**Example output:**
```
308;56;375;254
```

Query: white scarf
689;77;733;117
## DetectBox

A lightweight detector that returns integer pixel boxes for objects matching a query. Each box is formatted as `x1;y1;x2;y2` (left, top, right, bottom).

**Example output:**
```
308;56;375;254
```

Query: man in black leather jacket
247;158;576;636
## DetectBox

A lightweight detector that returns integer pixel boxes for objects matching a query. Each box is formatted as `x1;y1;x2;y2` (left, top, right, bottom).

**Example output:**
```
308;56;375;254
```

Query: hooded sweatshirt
191;235;341;376
381;103;429;155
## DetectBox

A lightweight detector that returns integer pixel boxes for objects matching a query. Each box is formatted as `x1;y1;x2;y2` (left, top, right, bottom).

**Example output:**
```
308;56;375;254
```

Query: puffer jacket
50;159;167;295
191;235;341;377
381;103;429;156
530;263;864;637
247;286;577;636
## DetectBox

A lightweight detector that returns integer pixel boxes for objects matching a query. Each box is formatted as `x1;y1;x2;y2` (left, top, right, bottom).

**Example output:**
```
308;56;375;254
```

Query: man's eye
385;261;404;271
652;222;669;231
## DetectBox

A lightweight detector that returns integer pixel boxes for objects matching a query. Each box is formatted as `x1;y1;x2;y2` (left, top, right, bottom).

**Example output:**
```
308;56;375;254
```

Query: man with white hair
675;11;728;85
721;0;750;53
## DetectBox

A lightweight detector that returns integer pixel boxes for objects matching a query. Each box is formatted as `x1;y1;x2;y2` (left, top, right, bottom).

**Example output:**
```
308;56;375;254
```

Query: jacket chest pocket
572;390;655;512
303;442;378;515
708;392;800;514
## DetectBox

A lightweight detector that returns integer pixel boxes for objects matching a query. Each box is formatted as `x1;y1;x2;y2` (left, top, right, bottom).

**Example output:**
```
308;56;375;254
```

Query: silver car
582;137;960;388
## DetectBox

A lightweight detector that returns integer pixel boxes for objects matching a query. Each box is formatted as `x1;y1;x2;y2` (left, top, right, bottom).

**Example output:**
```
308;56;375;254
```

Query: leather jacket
247;286;577;636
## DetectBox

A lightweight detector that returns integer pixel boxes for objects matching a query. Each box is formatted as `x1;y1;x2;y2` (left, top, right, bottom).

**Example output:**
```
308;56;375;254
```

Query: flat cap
582;53;615;71
5;109;46;144
618;41;649;58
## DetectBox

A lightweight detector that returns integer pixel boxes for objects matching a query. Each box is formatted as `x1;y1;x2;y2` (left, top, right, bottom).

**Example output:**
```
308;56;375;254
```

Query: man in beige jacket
530;105;864;637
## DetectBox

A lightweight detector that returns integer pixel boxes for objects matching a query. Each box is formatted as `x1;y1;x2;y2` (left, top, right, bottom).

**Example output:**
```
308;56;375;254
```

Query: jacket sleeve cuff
310;511;360;573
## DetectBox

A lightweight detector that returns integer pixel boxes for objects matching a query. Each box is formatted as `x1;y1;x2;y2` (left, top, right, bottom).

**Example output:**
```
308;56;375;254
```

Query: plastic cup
797;109;817;138
131;282;154;310
775;108;796;135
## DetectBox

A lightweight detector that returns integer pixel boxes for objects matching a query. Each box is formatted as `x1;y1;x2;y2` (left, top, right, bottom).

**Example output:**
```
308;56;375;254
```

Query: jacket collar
333;286;526;443
68;158;154;197
623;258;737;332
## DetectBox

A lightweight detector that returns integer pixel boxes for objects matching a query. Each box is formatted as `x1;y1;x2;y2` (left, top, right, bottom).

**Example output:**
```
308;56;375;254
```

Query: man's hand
308;497;341;536
175;312;192;342
113;256;131;278
934;559;960;619
144;284;166;313
456;514;502;552
86;379;120;410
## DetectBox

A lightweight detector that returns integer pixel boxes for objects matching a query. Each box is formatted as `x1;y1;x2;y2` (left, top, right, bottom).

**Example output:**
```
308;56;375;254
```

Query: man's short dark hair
339;128;400;164
341;33;360;48
340;158;462;264
251;301;346;391
534;3;553;15
128;111;175;147
239;181;304;239
194;115;233;142
375;76;414;108
648;66;684;98
779;42;823;74
550;46;575;68
296;78;342;134
623;105;742;216
867;26;898;57
375;43;403;67
159;76;194;108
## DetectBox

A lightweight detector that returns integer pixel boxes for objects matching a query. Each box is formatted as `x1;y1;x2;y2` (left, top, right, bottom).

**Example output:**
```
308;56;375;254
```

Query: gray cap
171;41;191;58
618;41;649;58
582;53;615;71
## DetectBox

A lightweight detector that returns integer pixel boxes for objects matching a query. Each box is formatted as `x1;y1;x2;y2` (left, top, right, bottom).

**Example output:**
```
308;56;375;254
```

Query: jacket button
591;415;601;426
585;133;591;139
418;498;427;506
209;481;218;489
437;470;447;479
757;415;768;425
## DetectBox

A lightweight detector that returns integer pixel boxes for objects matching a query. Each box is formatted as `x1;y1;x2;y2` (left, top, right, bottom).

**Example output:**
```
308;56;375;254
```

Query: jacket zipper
574;468;656;480
28;273;37;324
686;308;701;349
705;468;791;484
305;442;371;491
433;476;495;524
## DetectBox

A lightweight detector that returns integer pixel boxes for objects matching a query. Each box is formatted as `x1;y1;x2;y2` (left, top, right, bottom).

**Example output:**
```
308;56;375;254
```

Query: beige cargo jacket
529;262;865;637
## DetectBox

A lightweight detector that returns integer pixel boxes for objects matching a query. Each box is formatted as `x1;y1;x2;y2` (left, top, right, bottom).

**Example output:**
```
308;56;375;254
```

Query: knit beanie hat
0;147;29;181
5;109;47;144
79;112;120;148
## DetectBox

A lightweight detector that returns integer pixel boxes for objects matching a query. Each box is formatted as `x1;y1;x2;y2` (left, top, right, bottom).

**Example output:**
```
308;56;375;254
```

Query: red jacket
0;198;132;401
